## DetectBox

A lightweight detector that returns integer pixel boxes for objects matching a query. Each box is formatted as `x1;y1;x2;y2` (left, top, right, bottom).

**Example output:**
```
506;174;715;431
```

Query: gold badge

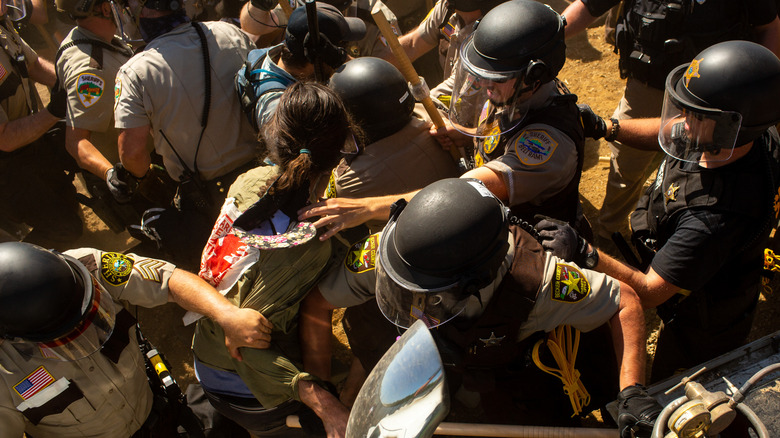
482;125;502;155
664;183;680;205
684;58;703;87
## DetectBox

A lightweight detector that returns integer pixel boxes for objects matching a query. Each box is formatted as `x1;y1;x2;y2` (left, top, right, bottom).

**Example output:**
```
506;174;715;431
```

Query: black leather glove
105;163;138;204
534;215;589;266
249;0;279;11
45;80;68;119
617;384;663;438
578;103;607;140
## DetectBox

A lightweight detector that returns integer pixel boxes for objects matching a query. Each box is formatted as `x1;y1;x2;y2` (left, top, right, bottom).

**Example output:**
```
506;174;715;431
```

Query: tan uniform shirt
345;0;399;59
327;117;459;233
114;21;257;181
0;249;176;438
0;18;41;123
318;230;620;340
57;27;134;165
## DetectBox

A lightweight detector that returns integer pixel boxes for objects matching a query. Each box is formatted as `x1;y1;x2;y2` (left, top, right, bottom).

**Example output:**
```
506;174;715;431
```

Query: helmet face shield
659;65;743;164
449;35;530;138
110;0;143;45
9;264;116;362
2;0;27;21
375;252;468;329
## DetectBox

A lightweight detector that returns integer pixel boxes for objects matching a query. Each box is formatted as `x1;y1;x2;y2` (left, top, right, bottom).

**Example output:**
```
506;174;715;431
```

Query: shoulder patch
100;252;134;286
76;72;104;108
481;125;502;155
345;234;379;273
512;129;558;166
14;366;55;400
0;63;7;82
551;263;590;303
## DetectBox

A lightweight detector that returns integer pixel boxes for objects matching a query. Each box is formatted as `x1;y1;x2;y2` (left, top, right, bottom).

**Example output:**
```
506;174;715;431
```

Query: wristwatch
582;244;599;269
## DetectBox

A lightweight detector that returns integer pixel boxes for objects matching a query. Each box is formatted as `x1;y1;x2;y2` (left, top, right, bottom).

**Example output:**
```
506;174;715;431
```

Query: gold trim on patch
552;264;590;303
100;252;134;286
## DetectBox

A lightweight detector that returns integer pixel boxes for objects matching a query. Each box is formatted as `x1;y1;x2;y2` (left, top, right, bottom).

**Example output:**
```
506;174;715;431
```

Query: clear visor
449;35;530;138
110;0;143;46
658;68;743;164
2;0;27;22
375;259;468;329
9;277;116;362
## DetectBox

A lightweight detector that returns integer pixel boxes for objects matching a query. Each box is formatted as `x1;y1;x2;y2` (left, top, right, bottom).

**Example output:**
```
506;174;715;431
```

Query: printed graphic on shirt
134;259;166;282
0;63;7;82
76;73;104;108
14;367;55;400
114;77;121;110
101;252;134;286
345;234;379;273
513;130;558;166
552;263;590;303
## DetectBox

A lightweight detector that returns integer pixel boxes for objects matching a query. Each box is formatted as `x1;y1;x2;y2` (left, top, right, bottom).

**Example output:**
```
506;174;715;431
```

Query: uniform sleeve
650;209;747;290
416;0;446;46
19;35;38;66
113;60;150;129
59;48;113;132
484;125;577;207
0;383;26;437
580;0;621;18
64;248;175;308
519;253;620;341
317;234;380;308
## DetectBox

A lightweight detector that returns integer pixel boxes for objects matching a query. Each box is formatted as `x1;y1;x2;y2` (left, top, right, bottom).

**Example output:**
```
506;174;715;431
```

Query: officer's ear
523;60;550;87
99;0;112;18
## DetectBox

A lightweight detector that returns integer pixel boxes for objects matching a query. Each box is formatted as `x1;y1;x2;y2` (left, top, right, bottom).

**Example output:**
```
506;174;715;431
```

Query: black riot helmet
659;40;780;163
0;242;116;361
328;57;414;143
449;0;566;137
438;0;507;31
376;178;510;329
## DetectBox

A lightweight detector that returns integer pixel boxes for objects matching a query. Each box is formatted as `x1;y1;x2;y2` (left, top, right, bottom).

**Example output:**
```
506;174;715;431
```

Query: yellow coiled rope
531;325;590;417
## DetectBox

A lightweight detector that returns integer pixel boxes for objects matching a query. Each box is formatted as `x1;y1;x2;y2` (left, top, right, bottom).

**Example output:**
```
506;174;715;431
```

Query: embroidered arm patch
512;129;558;166
551;263;590;303
345;234;379;273
100;252;134;286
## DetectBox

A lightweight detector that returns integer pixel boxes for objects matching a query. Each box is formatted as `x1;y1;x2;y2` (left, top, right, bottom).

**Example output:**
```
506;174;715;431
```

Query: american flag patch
441;21;455;40
0;63;7;82
14;366;55;400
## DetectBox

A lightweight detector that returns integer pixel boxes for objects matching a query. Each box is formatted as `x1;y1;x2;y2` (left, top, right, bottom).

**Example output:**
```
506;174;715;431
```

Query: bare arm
390;28;436;65
609;280;647;389
27;56;56;88
298;192;412;240
562;0;599;39
754;16;780;58
461;166;509;202
240;3;283;38
65;127;113;179
610;117;664;151
29;0;49;25
298;380;350;438
167;269;273;361
0;110;59;152
118;125;153;178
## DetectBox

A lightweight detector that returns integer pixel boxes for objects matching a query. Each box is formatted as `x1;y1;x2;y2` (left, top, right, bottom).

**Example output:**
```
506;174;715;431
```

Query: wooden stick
370;3;465;163
287;415;618;437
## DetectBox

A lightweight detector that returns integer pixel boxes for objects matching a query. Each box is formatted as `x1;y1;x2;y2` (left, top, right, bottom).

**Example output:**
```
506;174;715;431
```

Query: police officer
0;0;82;247
54;0;173;235
299;0;586;238
305;178;660;435
391;0;505;103
539;41;780;383
0;241;273;437
325;57;460;232
235;1;365;131
114;0;259;269
562;0;780;244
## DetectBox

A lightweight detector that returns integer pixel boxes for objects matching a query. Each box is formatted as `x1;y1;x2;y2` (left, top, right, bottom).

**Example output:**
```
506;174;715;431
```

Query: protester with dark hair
193;82;356;437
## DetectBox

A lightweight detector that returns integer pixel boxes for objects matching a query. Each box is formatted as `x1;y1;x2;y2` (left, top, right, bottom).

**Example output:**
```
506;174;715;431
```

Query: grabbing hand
578;104;607;140
534;215;590;267
617;384;662;438
46;80;68;119
219;307;274;361
105;163;138;203
298;197;388;241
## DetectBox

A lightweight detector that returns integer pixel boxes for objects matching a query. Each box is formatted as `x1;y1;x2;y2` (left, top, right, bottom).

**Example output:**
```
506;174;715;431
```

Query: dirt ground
26;0;780;418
